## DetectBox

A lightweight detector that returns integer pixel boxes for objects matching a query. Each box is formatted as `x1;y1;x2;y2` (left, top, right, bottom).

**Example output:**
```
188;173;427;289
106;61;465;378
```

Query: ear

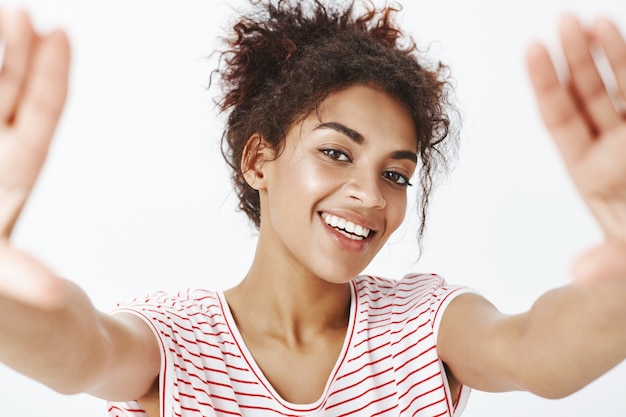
241;134;273;190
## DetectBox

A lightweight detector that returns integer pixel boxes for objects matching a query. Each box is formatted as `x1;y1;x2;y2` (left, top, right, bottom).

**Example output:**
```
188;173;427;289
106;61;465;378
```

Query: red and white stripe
108;274;472;417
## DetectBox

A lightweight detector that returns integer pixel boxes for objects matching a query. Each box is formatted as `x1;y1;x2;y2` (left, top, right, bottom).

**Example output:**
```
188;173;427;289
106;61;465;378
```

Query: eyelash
321;148;351;162
383;171;412;187
320;148;413;188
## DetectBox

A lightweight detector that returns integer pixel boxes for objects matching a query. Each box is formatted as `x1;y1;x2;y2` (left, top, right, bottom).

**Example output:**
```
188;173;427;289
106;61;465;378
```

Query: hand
527;16;626;244
0;9;69;238
0;10;70;309
572;241;626;284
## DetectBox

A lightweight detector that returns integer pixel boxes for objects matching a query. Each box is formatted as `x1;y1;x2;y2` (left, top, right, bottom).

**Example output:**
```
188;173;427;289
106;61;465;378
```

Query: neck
224;240;352;347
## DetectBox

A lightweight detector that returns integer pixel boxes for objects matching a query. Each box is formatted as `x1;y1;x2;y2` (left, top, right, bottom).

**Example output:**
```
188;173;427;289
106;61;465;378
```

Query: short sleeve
107;290;226;417
420;274;478;416
425;275;480;342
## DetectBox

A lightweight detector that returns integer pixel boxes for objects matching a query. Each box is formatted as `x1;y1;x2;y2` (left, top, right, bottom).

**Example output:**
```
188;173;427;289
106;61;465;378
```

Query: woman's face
254;84;418;283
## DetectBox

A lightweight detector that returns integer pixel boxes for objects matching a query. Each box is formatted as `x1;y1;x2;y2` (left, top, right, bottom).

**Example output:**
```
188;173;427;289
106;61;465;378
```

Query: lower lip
319;216;371;253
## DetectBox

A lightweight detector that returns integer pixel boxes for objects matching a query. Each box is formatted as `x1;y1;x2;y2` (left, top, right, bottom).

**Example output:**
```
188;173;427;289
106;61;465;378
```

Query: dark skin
0;8;626;417
223;85;421;405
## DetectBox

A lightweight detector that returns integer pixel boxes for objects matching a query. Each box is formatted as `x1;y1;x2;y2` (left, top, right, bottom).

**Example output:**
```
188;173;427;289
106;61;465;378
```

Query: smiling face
246;84;418;284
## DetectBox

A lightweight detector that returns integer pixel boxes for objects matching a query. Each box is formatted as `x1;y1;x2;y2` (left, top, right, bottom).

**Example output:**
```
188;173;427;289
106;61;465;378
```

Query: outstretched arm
0;10;159;401
438;16;626;398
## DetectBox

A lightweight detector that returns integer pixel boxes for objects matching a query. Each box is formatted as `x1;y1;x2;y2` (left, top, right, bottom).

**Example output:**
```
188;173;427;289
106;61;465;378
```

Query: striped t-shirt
108;274;472;417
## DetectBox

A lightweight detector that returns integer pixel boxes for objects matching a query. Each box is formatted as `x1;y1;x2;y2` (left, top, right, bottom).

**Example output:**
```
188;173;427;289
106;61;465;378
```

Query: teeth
338;229;364;240
321;213;371;239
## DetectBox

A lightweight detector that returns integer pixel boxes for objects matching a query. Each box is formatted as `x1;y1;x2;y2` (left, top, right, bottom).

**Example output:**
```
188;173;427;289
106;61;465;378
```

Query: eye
382;170;412;187
321;148;351;162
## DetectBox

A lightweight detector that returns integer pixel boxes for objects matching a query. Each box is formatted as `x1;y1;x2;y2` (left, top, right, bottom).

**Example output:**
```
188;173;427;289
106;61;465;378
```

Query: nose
345;171;386;209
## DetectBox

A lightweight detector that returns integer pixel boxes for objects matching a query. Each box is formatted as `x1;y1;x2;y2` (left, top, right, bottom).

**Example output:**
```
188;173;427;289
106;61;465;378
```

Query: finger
571;242;626;284
0;241;68;310
593;18;626;114
0;9;35;124
526;40;593;164
560;15;622;132
14;29;70;152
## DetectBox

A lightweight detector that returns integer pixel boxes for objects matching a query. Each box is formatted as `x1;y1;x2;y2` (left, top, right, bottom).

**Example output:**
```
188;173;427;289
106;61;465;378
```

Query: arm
439;17;626;398
439;16;626;398
439;287;626;398
0;280;160;401
0;10;159;400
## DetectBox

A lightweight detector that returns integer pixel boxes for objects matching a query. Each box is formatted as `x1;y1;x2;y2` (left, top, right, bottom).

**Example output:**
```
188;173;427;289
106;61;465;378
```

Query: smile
320;212;371;240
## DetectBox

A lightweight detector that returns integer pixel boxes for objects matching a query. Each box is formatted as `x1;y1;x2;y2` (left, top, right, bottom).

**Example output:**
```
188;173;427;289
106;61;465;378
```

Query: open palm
0;10;70;308
528;16;626;245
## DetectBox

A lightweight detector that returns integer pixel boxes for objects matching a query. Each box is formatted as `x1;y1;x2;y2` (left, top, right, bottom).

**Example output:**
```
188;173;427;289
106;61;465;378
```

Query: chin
313;265;366;285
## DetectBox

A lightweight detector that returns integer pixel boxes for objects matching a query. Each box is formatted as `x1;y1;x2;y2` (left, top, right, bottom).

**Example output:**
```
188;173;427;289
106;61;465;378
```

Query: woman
1;1;626;416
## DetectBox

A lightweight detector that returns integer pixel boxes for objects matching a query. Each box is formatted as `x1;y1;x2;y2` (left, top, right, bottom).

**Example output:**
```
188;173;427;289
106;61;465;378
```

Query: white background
1;0;625;416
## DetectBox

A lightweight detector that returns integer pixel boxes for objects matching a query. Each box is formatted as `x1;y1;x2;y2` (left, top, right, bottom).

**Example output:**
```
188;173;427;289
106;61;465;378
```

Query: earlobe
241;134;272;190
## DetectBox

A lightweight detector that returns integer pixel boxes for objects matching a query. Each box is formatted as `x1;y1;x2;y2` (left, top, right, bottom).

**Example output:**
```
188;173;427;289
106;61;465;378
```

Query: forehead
310;85;418;151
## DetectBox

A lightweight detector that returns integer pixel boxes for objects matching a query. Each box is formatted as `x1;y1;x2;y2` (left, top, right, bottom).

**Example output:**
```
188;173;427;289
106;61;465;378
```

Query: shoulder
113;289;228;337
115;288;221;311
352;273;475;325
353;273;452;299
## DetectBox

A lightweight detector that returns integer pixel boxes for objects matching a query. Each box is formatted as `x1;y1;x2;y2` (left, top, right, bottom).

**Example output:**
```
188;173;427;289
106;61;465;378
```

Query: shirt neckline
216;281;358;413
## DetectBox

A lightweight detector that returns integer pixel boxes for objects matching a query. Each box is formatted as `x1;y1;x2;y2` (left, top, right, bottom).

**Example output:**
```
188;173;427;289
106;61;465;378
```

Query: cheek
385;191;409;230
284;158;340;197
269;157;339;218
294;163;331;192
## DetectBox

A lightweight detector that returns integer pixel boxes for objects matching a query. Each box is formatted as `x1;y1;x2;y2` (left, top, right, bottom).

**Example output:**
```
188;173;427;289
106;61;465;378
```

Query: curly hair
215;0;458;243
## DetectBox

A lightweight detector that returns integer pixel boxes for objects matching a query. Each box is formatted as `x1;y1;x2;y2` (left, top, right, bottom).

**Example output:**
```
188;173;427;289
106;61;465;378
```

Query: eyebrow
314;121;418;164
315;121;364;144
390;150;418;164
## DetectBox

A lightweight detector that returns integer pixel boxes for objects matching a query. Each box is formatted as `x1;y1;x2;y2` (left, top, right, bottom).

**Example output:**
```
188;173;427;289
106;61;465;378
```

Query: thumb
0;241;68;310
571;242;626;284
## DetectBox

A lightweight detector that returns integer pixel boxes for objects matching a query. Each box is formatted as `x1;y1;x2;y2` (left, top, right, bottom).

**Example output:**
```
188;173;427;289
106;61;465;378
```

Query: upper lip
318;209;380;234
